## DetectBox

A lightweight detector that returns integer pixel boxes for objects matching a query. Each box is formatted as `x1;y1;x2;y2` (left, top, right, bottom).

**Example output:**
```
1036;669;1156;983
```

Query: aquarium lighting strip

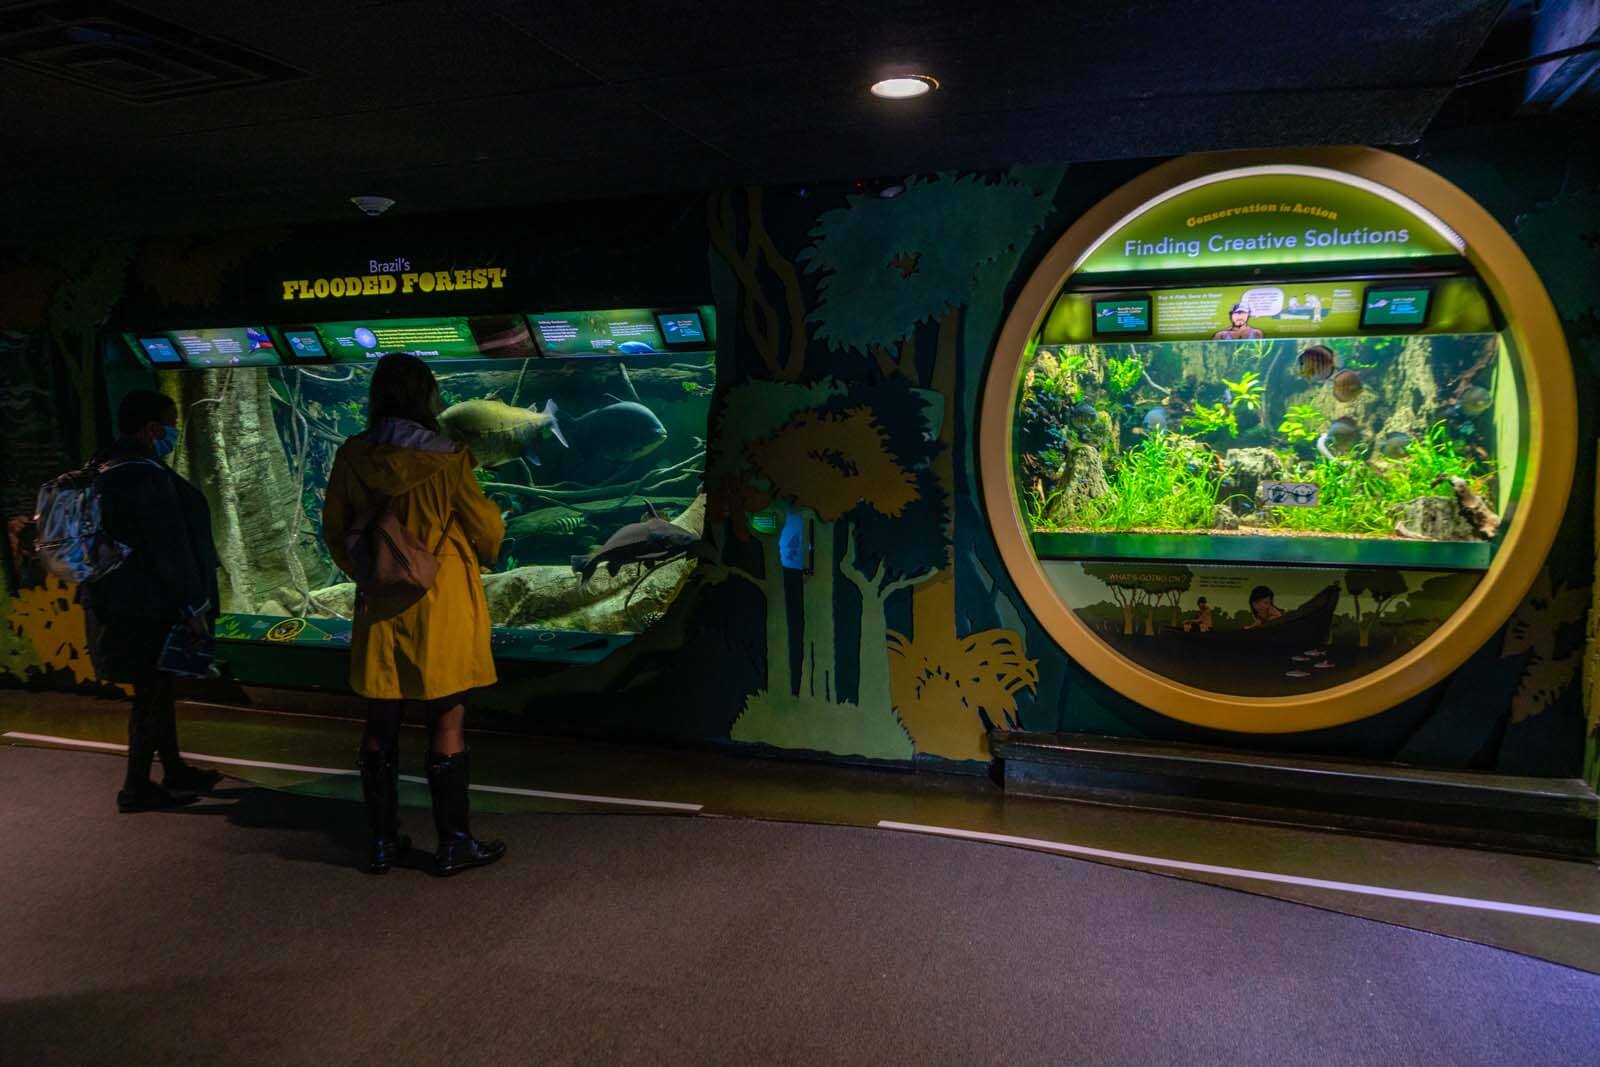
3;732;704;812
1071;164;1468;273
878;821;1600;925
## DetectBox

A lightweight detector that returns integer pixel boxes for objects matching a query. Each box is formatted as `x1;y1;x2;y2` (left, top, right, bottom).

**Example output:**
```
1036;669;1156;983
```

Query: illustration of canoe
1165;584;1341;648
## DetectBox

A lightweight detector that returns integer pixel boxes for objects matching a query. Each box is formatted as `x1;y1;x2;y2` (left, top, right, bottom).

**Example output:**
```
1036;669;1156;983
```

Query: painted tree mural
707;378;942;759
1082;563;1150;636
797;172;1058;760
1346;569;1410;648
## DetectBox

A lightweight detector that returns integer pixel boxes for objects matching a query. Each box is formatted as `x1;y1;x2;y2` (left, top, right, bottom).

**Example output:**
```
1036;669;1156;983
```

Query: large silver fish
439;398;568;468
570;401;668;461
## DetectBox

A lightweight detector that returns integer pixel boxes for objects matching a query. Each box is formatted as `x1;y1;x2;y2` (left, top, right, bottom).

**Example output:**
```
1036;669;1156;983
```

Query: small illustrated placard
1261;481;1319;507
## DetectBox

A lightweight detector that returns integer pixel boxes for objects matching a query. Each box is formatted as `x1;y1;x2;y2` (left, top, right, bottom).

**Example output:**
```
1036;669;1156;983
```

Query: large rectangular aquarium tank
1014;329;1515;570
151;345;714;658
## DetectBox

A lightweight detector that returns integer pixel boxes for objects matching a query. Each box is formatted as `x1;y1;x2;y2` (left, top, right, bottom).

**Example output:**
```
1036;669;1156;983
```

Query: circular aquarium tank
979;149;1577;732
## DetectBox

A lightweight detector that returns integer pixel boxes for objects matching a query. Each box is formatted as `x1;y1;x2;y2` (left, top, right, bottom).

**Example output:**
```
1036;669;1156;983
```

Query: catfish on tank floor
572;500;716;589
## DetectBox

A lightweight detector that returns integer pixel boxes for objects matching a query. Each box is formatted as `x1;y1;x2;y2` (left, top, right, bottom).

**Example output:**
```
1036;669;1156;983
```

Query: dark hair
1248;585;1274;604
367;352;441;433
1196;597;1207;605
118;389;176;436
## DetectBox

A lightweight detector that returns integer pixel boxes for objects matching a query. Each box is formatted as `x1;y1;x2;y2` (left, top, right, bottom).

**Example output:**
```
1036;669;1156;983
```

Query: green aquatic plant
1021;482;1066;529
1269;453;1394;535
1266;423;1496;537
1069;433;1222;531
1277;404;1322;443
1106;355;1144;397
1221;371;1262;415
1386;421;1495;500
1181;401;1237;437
1038;350;1089;402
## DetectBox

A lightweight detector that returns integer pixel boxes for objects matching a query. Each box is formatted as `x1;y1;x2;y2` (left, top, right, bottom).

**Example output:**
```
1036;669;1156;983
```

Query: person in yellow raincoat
322;353;507;876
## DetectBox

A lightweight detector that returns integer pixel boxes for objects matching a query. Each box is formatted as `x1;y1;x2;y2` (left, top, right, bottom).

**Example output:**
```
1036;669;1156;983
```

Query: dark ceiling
0;0;1563;242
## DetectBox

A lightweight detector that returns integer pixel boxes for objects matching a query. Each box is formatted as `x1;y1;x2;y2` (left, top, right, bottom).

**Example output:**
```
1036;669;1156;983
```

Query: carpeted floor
2;744;1597;1066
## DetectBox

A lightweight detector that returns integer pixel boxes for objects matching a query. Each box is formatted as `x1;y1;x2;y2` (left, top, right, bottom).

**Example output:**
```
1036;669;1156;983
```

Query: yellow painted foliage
6;579;108;688
745;406;917;522
888;627;1039;761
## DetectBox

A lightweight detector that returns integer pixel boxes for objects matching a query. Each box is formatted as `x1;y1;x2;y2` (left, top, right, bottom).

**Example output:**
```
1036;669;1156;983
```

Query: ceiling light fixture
350;195;395;217
870;74;937;99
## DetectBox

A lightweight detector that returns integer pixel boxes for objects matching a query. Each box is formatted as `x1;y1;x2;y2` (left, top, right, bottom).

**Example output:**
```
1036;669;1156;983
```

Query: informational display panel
127;327;280;368
1042;275;1492;344
528;308;668;356
1091;297;1152;336
315;317;493;361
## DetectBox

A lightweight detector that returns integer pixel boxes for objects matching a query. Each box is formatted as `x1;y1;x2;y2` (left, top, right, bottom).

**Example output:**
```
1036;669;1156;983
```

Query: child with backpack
63;390;224;811
320;353;507;876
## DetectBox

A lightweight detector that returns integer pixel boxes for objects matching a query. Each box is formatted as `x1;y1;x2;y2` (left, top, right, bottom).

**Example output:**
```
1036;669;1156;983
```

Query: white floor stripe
878;820;1600;926
3;732;702;812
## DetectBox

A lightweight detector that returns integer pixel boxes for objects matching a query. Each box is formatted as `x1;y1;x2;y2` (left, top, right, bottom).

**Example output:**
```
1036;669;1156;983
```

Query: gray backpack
33;459;160;584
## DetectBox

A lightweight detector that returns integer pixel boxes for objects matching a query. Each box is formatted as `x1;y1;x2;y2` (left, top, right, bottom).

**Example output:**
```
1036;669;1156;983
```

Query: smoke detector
350;195;395;217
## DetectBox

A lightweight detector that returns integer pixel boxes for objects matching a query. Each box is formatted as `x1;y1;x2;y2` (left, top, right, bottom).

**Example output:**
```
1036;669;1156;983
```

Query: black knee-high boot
425;749;505;875
358;746;411;874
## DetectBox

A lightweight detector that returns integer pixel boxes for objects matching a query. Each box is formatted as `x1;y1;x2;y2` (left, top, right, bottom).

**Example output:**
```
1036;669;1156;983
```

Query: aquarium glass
162;354;713;656
1014;332;1509;563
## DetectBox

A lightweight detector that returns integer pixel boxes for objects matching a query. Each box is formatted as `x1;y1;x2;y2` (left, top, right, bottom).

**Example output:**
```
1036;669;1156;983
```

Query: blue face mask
154;425;180;458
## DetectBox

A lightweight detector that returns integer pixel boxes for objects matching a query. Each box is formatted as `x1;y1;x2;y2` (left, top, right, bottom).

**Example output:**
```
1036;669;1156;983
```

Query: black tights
361;696;467;760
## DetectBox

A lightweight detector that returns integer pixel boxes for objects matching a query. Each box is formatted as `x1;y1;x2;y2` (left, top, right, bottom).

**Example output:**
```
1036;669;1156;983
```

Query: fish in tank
1014;334;1504;545
163;353;714;637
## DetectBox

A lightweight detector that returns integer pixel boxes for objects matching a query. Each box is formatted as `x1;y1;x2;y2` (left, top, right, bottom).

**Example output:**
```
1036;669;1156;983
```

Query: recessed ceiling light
870;75;937;99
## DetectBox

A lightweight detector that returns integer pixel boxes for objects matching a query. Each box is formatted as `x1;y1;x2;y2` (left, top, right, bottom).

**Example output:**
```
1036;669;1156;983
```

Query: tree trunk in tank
174;369;311;617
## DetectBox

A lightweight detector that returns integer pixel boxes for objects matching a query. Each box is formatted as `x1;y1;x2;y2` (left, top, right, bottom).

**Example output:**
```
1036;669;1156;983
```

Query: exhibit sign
1076;170;1463;274
280;264;509;300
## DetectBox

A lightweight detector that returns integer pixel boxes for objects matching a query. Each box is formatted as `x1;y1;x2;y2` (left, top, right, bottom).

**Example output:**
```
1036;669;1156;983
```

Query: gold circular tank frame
980;148;1577;732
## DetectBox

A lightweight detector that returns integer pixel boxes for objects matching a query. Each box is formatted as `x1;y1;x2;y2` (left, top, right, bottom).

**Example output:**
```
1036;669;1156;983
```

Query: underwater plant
1386;421;1495;502
1180;401;1238;437
1277;404;1322;443
1070;433;1222;532
1106;355;1144;397
1221;371;1263;415
1030;349;1088;404
1268;453;1394;535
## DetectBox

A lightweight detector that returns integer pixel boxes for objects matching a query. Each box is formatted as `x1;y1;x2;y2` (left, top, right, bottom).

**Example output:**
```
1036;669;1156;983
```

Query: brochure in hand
157;625;221;678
